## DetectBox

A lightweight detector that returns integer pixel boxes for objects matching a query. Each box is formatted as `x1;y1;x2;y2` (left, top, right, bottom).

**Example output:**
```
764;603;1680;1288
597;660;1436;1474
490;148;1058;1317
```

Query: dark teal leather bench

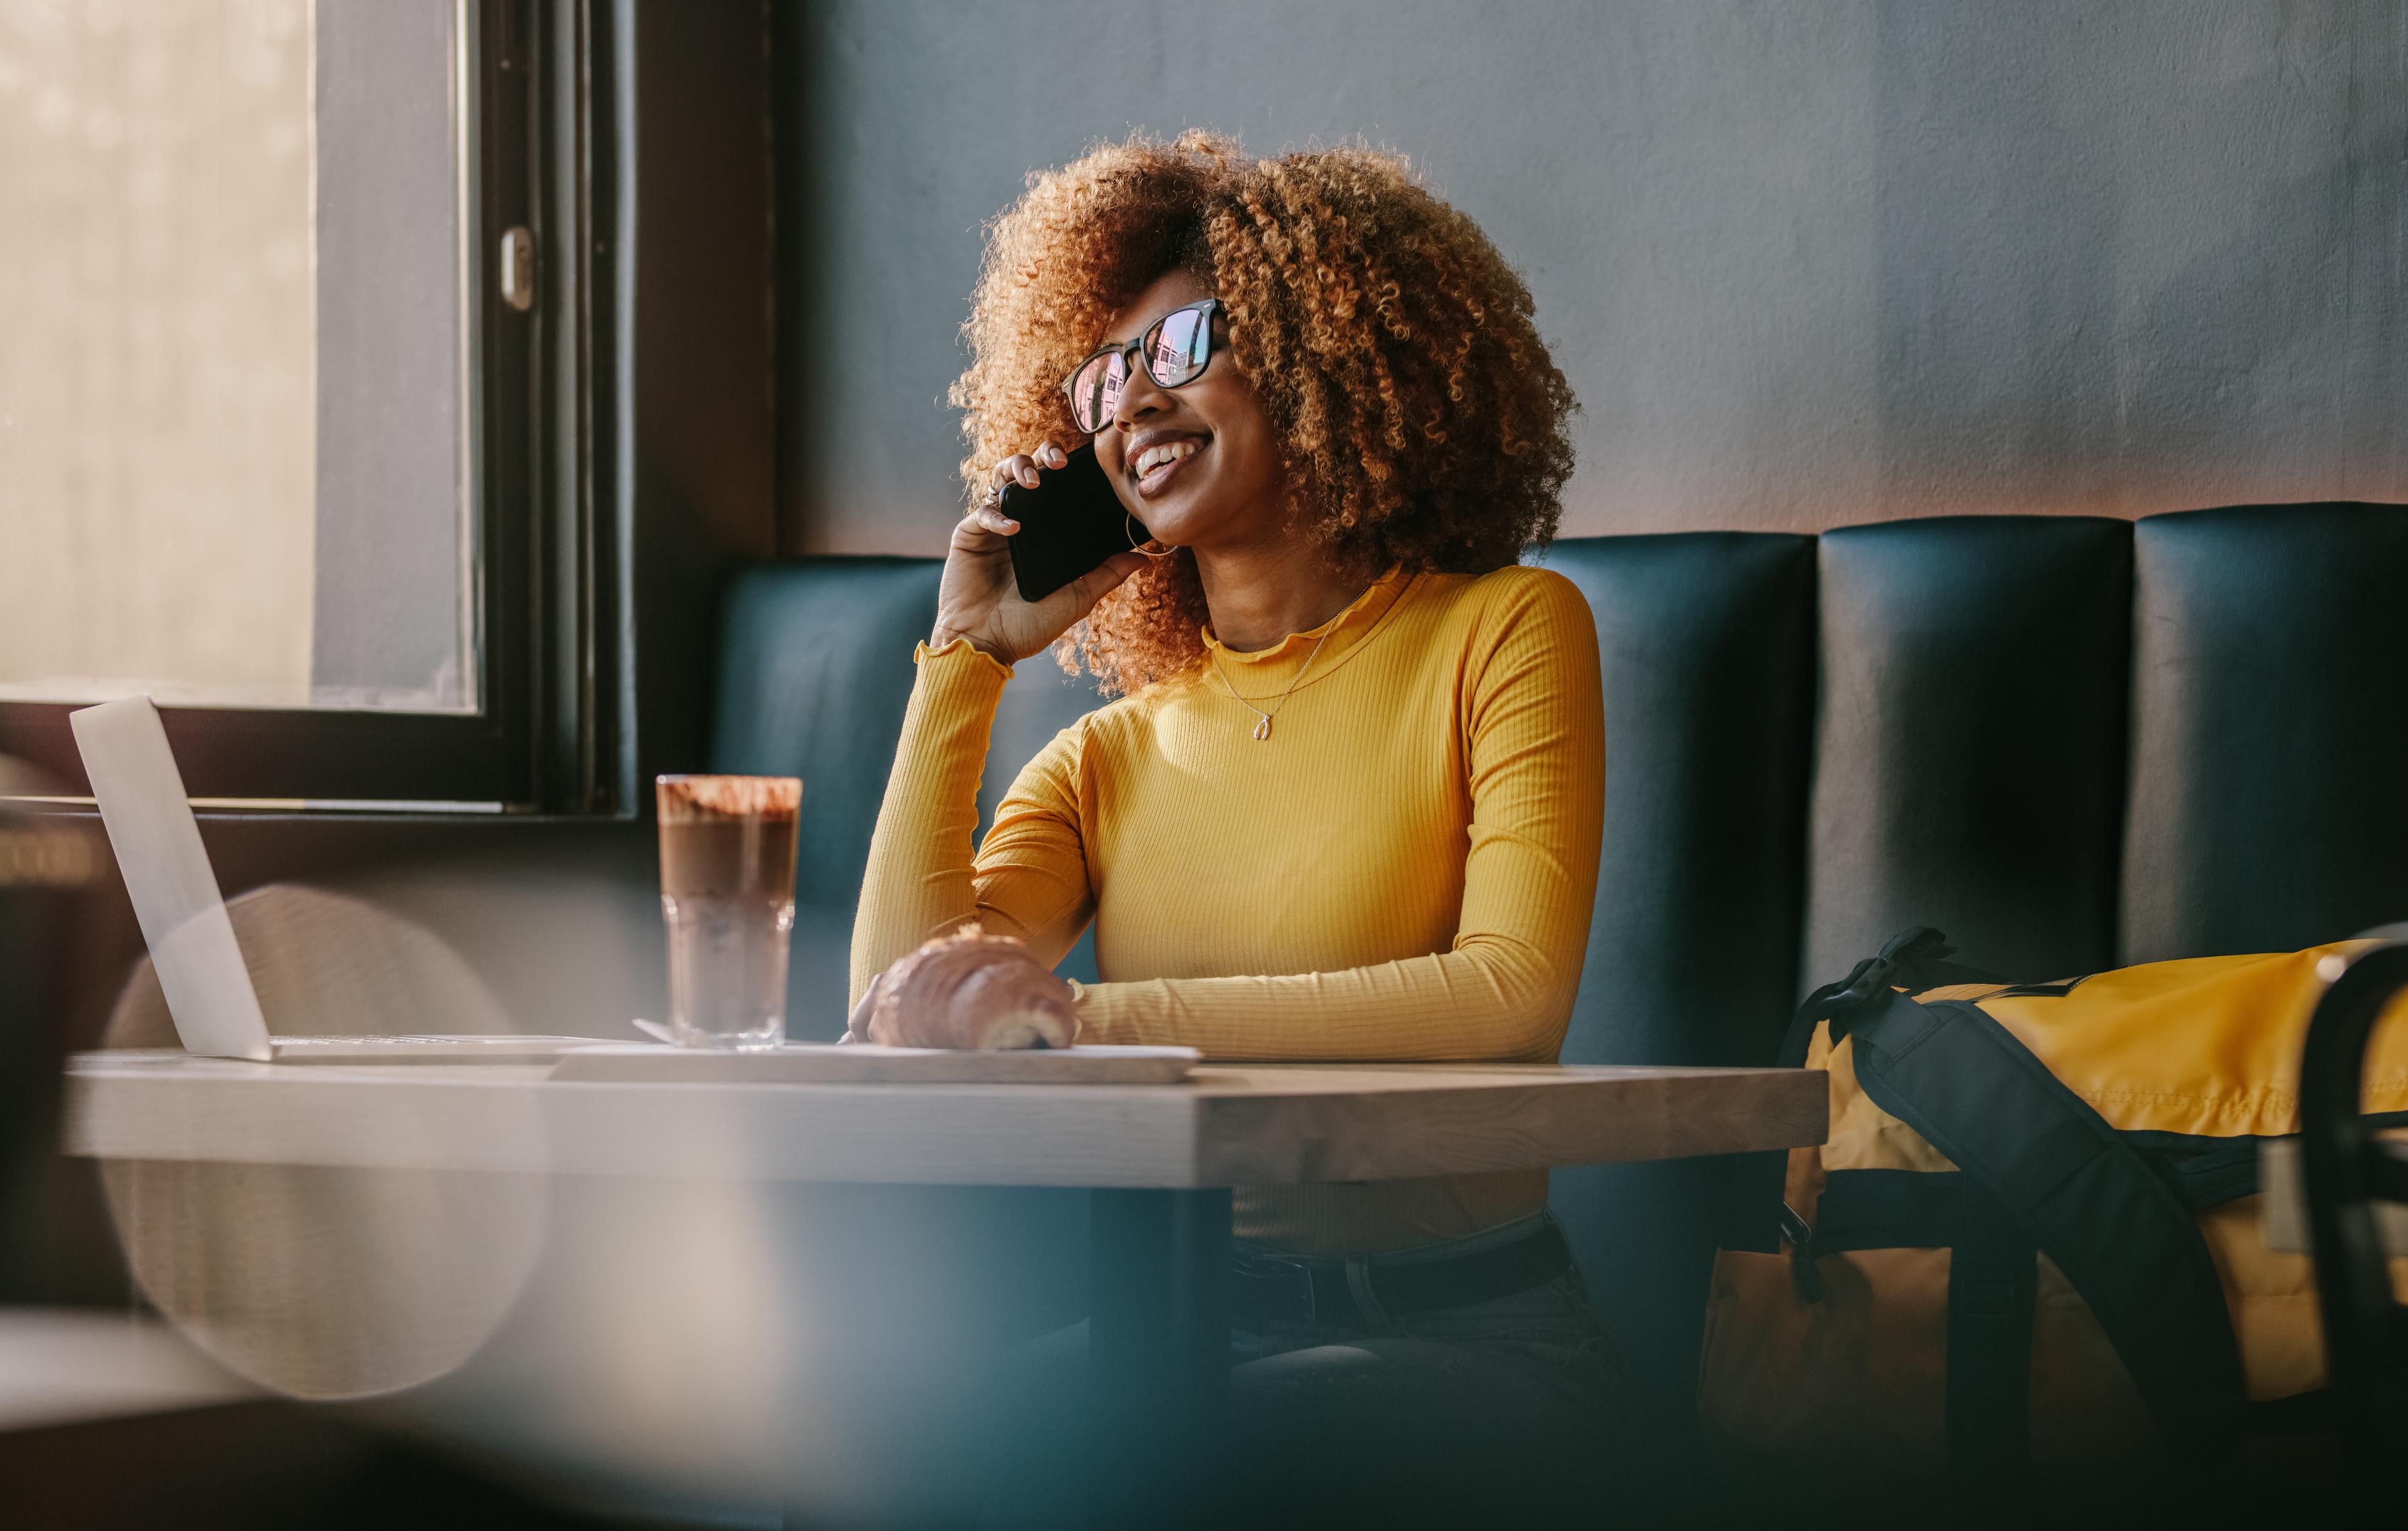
707;501;2408;1411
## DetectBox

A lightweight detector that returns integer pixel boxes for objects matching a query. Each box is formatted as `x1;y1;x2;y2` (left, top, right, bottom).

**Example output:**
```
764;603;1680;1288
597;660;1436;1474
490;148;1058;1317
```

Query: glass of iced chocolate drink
655;775;802;1049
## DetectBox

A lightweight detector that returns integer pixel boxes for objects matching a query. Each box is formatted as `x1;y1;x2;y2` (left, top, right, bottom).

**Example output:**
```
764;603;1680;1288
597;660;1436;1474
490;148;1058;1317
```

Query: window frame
0;0;618;815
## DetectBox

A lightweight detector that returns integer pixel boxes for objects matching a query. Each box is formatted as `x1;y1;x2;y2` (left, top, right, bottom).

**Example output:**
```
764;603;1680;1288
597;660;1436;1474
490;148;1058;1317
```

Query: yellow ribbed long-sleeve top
849;564;1605;1253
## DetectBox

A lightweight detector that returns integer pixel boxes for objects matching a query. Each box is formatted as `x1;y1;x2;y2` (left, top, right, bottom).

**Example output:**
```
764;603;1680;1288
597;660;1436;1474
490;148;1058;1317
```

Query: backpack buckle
1778;1202;1823;1304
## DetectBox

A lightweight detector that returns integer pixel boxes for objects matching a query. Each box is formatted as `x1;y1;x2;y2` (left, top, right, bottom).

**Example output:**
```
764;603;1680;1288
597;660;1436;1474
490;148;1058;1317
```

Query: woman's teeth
1135;440;1201;479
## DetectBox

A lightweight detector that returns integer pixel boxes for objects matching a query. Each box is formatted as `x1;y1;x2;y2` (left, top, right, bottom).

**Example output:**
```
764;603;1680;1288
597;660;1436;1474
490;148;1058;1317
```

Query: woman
852;133;1612;1513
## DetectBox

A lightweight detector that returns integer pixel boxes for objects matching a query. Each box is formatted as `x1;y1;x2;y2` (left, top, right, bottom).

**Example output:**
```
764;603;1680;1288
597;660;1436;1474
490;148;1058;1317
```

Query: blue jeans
984;1214;1624;1528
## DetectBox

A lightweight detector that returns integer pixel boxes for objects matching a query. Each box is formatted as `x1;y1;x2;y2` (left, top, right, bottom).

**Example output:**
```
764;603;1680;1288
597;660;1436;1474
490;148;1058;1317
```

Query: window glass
0;0;477;713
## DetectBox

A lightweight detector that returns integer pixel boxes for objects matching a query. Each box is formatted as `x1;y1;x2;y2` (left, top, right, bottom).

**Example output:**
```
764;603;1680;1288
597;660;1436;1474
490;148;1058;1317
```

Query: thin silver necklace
1209;622;1337;741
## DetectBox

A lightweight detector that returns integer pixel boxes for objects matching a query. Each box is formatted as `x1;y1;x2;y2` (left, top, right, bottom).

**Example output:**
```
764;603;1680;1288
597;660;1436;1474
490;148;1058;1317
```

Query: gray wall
777;0;2405;554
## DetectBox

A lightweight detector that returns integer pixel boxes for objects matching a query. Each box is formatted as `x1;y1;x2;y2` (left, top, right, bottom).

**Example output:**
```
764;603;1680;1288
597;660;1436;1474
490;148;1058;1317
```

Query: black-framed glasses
1060;298;1221;434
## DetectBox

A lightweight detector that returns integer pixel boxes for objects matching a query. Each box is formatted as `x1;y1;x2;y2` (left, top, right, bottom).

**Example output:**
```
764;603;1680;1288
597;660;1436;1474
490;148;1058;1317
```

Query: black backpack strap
1728;929;2002;1253
1810;1165;2032;1473
1773;927;1983;1071
1837;985;2247;1459
1791;1165;2038;1483
1810;1167;1960;1251
1946;1179;2039;1483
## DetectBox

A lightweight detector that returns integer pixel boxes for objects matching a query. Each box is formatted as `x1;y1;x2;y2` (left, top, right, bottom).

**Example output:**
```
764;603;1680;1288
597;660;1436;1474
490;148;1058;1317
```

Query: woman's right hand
929;443;1149;665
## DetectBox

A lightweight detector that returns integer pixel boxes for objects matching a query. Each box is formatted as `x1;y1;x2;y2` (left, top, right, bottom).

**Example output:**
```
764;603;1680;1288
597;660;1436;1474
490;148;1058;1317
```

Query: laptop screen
70;697;273;1060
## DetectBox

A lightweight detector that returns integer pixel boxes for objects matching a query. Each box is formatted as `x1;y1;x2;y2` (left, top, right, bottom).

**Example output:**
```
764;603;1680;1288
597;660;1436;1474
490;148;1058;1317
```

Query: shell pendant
1251;716;1272;741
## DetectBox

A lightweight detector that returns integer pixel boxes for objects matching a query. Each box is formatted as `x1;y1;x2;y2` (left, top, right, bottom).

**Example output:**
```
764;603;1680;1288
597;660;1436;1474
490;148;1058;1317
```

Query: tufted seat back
708;502;2408;1398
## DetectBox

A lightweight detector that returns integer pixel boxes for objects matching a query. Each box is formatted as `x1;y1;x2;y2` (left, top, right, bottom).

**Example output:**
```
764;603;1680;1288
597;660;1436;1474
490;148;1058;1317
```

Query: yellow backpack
1701;928;2408;1492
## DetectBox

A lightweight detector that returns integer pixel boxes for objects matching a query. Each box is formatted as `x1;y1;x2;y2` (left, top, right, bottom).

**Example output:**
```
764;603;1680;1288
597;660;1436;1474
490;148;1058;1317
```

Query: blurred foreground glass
657;776;801;1049
0;0;475;712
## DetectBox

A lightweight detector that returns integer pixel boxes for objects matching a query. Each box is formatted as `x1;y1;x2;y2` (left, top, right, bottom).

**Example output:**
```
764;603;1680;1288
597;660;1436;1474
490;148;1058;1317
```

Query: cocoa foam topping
657;774;802;821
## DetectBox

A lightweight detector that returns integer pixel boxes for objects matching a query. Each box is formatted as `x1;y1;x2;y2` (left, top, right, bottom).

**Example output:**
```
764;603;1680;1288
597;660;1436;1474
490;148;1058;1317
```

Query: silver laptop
71;696;601;1064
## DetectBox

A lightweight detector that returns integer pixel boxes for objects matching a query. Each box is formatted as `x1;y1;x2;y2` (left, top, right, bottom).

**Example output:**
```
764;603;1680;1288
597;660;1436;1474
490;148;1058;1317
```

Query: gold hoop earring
1127;514;1175;559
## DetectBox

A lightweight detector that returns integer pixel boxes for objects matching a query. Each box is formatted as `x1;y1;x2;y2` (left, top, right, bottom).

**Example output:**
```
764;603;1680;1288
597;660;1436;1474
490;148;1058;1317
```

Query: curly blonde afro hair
951;132;1576;694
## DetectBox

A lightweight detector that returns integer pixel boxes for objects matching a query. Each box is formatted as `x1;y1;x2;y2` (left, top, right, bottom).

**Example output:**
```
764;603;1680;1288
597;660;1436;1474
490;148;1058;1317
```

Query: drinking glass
655;775;801;1049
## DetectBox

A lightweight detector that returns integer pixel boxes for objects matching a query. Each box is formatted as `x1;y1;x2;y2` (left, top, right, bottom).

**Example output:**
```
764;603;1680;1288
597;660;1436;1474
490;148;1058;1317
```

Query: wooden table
63;1051;1825;1524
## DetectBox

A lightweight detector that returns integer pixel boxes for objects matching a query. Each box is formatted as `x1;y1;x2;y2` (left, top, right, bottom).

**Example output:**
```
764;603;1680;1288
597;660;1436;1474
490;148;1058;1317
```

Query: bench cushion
2123;503;2408;961
1804;516;2134;986
1536;531;1817;1407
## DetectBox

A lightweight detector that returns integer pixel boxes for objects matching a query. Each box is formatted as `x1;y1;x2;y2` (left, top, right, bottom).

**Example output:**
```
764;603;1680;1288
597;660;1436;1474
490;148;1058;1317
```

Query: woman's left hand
929;443;1148;665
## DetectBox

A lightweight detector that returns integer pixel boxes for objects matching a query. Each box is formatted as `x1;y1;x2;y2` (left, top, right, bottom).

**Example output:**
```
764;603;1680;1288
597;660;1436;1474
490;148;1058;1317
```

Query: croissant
850;924;1079;1050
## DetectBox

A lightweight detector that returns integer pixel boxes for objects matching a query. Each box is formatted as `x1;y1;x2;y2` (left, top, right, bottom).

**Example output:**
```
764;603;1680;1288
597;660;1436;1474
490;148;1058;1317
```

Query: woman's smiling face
1089;268;1287;552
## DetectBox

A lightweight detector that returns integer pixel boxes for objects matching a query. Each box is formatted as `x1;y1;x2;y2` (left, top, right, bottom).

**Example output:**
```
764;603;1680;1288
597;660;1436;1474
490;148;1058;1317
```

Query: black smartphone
1002;443;1149;602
